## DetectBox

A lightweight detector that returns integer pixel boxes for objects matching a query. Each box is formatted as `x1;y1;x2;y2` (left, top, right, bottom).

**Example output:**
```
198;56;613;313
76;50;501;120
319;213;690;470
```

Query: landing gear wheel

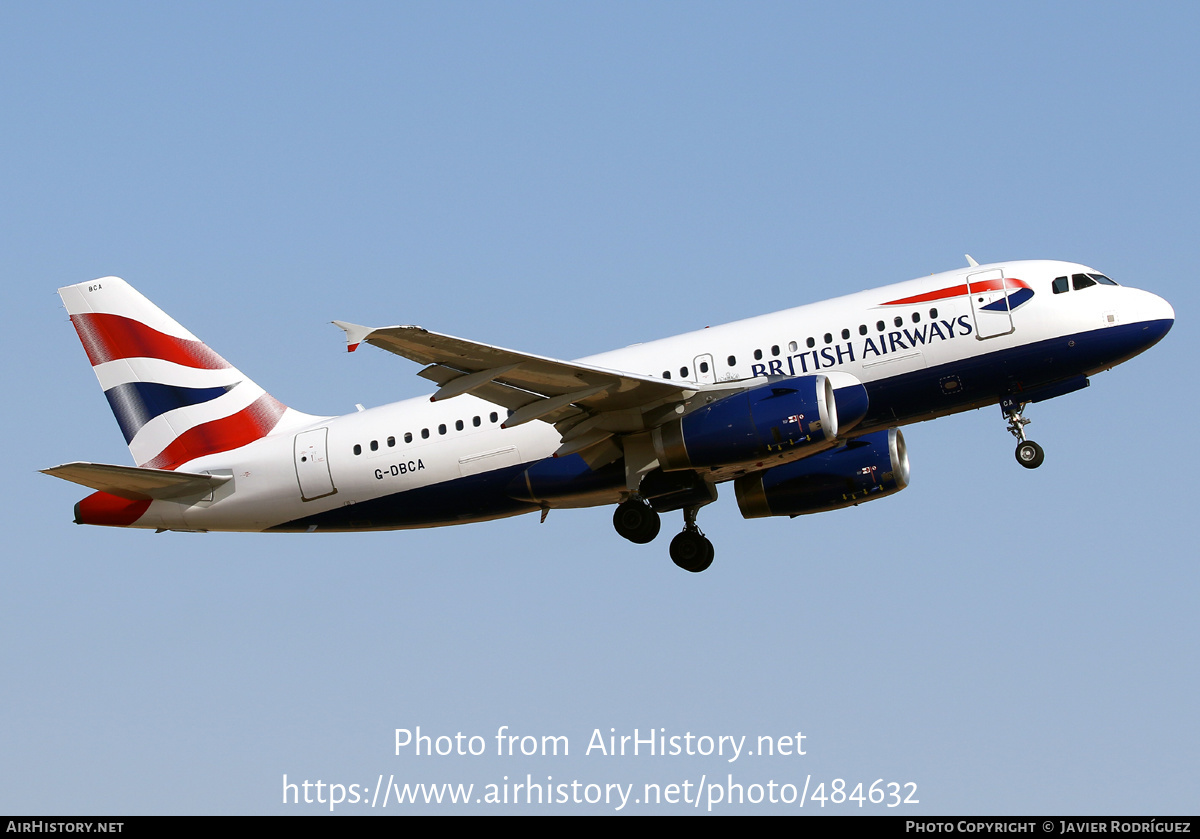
1015;440;1045;469
613;500;661;544
670;530;714;573
1003;401;1045;470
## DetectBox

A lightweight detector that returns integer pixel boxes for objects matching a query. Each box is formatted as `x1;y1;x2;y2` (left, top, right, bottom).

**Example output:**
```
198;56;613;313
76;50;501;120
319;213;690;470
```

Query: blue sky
2;1;1196;814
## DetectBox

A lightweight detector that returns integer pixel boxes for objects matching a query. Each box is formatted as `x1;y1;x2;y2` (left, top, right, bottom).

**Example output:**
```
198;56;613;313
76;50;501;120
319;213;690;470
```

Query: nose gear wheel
1003;401;1045;469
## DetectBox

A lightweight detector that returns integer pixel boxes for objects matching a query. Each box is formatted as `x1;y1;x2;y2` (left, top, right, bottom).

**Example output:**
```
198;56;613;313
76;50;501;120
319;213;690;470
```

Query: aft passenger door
294;428;337;501
965;268;1016;340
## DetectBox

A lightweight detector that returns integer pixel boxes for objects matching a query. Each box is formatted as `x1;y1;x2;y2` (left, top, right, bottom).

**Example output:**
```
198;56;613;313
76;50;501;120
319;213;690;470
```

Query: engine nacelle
652;374;860;471
734;428;910;518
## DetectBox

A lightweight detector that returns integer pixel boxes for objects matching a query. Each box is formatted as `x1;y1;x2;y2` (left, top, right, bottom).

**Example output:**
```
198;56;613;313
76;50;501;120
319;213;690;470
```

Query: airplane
42;257;1174;572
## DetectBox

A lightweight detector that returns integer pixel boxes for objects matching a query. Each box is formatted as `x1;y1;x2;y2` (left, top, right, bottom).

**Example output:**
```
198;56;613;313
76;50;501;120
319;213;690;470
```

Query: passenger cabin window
370;440;378;451
823;333;832;344
490;412;499;423
894;316;903;327
1052;276;1069;294
438;424;447;435
421;428;430;439
930;308;938;319
876;321;885;332
387;436;395;447
771;345;780;356
353;444;362;456
806;337;815;348
679;366;688;378
841;328;850;340
754;349;763;360
455;419;464;431
473;416;481;427
859;324;867;335
699;361;709;373
727;355;736;366
404;432;413;443
662;370;671;379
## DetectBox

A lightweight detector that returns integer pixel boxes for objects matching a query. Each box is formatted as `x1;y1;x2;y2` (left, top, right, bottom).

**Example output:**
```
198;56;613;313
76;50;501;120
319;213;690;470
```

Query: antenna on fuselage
965;254;979;267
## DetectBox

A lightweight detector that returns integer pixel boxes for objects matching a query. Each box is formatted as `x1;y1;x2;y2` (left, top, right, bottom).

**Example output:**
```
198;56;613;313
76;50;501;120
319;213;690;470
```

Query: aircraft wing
333;321;748;462
41;462;231;501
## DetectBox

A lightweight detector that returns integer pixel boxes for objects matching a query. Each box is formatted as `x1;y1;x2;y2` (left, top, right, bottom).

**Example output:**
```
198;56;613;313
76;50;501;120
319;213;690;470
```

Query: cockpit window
1052;276;1069;294
1072;273;1097;291
1089;273;1118;286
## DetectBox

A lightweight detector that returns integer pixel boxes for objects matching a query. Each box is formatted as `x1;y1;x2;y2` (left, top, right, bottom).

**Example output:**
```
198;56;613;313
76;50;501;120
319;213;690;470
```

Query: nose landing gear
1015;439;1045;468
1003;401;1045;469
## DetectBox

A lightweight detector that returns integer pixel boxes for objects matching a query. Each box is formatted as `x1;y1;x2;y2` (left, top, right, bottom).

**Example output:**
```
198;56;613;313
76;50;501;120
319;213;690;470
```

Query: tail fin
59;277;310;470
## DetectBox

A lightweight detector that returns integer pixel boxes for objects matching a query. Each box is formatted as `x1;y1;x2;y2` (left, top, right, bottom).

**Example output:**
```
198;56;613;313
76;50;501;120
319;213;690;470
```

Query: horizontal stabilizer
41;462;231;501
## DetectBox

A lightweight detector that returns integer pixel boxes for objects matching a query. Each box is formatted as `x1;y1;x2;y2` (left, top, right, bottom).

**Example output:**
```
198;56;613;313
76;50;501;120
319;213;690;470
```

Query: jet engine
734;428;909;518
651;374;868;471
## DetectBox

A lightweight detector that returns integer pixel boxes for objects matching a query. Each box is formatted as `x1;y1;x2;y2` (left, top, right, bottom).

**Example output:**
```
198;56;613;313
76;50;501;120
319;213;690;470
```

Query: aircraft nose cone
1135;290;1174;348
1151;292;1176;327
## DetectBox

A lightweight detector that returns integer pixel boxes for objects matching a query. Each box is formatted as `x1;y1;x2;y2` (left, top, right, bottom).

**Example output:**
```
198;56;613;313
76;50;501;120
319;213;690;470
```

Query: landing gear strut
669;505;714;573
613;497;661;544
1003;401;1045;469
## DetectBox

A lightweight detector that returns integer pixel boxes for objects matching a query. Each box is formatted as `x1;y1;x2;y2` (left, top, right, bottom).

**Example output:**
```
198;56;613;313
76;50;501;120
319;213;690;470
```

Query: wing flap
41;462;231;501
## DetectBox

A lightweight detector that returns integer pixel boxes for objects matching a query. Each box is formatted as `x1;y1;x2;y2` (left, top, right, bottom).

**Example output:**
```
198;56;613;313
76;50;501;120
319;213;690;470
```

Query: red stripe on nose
883;278;1030;306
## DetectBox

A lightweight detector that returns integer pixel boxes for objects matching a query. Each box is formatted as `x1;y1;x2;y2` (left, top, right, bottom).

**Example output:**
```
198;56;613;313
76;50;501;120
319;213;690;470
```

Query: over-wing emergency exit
43;259;1174;572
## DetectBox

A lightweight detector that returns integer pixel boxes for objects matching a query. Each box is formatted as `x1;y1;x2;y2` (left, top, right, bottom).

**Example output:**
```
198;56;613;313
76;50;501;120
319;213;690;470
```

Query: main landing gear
1003;401;1045;469
612;497;661;544
669;506;714;573
612;498;715;572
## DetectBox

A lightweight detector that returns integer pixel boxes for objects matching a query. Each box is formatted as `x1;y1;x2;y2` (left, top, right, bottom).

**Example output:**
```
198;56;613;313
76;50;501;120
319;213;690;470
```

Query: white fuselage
124;260;1174;532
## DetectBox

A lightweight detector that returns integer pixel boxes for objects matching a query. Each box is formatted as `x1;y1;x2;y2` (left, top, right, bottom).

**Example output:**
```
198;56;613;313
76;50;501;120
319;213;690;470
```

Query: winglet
332;321;374;353
965;254;979;267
